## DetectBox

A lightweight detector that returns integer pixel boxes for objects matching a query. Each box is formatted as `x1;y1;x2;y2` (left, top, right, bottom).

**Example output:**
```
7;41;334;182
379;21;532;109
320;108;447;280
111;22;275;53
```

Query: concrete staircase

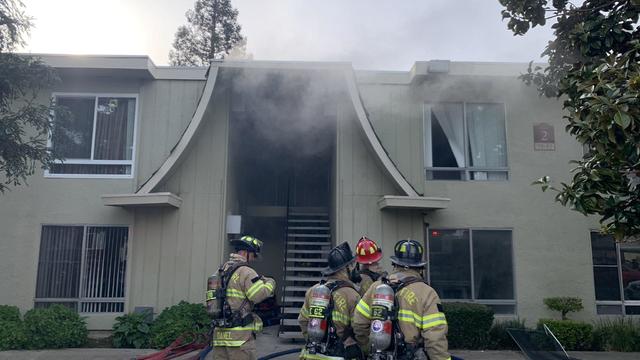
278;208;331;340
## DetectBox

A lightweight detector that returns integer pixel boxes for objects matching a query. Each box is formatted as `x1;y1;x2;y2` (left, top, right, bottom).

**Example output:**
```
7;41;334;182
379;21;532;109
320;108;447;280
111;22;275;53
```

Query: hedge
23;305;88;349
537;319;592;351
592;318;640;352
487;318;526;350
0;305;26;350
149;301;210;349
443;302;494;349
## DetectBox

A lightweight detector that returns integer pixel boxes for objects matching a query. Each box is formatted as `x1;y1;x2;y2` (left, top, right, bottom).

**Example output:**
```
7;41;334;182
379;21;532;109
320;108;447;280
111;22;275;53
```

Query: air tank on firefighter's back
370;283;394;352
307;284;331;343
206;273;222;318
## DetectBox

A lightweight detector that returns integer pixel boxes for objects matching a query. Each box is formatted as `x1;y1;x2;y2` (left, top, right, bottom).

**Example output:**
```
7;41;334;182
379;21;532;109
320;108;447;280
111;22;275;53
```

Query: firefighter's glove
344;343;364;360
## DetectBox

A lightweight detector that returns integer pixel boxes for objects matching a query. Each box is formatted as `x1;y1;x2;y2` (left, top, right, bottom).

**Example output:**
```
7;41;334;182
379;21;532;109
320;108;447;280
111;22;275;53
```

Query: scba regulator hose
257;348;301;360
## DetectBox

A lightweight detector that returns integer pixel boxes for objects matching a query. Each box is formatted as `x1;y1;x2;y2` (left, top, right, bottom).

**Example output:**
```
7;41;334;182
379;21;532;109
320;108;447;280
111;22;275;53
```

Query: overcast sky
22;0;554;70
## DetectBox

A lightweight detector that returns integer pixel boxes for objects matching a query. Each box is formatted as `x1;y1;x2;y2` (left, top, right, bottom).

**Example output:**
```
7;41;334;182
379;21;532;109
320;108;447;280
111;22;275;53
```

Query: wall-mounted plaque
534;123;555;151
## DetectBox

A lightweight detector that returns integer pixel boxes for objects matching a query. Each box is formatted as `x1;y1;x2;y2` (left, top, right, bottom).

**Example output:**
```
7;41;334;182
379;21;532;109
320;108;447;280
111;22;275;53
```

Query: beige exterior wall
359;73;600;324
0;73;205;329
0;60;606;330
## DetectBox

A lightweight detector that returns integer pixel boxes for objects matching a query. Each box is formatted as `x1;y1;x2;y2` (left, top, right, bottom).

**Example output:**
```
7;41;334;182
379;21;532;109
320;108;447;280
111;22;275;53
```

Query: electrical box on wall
226;215;242;234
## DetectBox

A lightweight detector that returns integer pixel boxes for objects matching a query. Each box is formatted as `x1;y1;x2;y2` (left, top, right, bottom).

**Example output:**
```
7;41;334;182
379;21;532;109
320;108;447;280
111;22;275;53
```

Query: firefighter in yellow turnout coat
352;240;450;360
210;236;275;360
298;242;364;360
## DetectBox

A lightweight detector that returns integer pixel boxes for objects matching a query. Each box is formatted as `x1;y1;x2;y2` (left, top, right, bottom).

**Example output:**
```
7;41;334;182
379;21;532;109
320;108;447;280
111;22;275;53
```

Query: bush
149;301;210;349
23;305;87;349
0;305;21;322
543;297;583;320
488;318;526;350
592;318;640;352
537;319;592;351
0;306;26;350
443;302;494;349
112;310;152;348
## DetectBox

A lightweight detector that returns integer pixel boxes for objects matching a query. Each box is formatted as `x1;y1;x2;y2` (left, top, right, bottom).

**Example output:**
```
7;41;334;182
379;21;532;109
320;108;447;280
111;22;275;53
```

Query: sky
21;0;554;70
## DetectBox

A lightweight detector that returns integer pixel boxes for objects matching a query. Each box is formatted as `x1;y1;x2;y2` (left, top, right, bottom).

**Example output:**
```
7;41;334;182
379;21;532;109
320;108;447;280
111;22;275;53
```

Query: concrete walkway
1;326;639;360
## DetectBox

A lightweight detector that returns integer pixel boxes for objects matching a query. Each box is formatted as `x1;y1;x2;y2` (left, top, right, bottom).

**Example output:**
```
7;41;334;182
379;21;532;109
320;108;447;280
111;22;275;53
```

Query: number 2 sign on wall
533;123;555;151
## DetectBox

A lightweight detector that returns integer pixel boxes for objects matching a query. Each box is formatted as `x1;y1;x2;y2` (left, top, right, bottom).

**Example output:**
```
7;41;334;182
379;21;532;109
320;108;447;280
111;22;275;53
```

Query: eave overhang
102;192;182;208
377;195;449;211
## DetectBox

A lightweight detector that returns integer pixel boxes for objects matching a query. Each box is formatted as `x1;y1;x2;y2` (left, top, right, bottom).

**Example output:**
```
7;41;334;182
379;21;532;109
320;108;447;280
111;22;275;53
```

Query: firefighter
352;239;450;360
298;242;364;360
209;235;276;360
354;236;387;296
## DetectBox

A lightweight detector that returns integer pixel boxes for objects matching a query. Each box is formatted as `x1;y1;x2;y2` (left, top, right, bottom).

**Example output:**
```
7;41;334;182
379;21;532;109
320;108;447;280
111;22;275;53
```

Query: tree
169;0;245;66
0;0;64;193
499;0;640;241
543;297;583;320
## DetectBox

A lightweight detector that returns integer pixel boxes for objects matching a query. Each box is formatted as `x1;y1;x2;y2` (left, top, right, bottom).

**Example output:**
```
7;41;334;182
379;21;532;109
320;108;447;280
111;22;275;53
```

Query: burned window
424;102;508;180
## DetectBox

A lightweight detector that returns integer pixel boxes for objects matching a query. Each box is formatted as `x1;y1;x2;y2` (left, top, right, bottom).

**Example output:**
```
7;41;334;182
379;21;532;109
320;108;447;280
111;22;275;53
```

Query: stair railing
279;178;292;333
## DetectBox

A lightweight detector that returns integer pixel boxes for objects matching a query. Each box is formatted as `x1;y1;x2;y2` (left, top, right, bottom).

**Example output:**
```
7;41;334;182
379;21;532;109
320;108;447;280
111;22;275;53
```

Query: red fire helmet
355;236;383;264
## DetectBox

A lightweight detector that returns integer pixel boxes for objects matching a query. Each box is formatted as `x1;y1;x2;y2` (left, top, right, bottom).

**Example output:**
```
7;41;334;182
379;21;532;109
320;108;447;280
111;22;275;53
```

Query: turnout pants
210;337;256;360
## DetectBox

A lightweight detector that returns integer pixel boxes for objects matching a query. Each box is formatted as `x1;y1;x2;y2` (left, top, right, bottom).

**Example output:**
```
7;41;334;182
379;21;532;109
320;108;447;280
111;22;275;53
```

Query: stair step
289;213;329;217
289;219;329;223
287;249;329;254
284;286;311;292
286;258;327;263
286;267;324;272
288;226;330;230
288;234;331;238
284;296;306;303
278;331;304;339
282;307;302;314
288;241;331;246
285;276;322;282
281;319;300;326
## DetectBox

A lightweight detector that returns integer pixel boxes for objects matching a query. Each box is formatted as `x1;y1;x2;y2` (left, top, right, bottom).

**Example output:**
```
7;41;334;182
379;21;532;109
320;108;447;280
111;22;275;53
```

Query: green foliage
0;1;67;193
488;318;526;350
149;301;210;349
442;302;494;349
112;311;152;349
592;317;640;352
501;0;640;241
0;305;26;350
0;304;21;322
543;297;583;320
169;0;245;66
538;318;592;351
23;305;87;349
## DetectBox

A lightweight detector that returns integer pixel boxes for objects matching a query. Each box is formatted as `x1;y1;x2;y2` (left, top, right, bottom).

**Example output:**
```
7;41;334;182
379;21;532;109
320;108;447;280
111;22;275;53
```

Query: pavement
1;326;639;360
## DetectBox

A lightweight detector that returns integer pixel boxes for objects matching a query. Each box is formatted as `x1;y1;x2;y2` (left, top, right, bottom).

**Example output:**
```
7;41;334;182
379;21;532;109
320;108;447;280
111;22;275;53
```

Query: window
47;94;137;177
591;232;640;315
428;228;515;314
35;225;129;313
423;103;508;180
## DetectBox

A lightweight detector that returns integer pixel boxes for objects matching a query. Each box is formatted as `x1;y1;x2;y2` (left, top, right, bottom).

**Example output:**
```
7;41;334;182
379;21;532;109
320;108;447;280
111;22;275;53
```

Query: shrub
0;305;21;322
149;301;210;349
592;318;640;352
112;310;152;348
537;319;592;351
0;305;26;350
488;318;526;350
443;302;494;349
543;297;583;320
23;305;87;349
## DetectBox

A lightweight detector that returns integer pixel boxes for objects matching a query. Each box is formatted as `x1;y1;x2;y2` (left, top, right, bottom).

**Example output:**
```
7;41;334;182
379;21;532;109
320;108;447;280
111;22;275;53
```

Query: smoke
227;66;342;159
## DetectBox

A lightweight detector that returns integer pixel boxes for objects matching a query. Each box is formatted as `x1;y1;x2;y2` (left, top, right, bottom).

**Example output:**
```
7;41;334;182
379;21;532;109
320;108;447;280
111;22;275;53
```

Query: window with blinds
35;225;129;313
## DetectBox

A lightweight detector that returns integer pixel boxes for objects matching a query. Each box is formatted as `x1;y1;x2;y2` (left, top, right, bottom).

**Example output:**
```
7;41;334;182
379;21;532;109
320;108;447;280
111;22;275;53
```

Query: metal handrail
278;179;292;333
